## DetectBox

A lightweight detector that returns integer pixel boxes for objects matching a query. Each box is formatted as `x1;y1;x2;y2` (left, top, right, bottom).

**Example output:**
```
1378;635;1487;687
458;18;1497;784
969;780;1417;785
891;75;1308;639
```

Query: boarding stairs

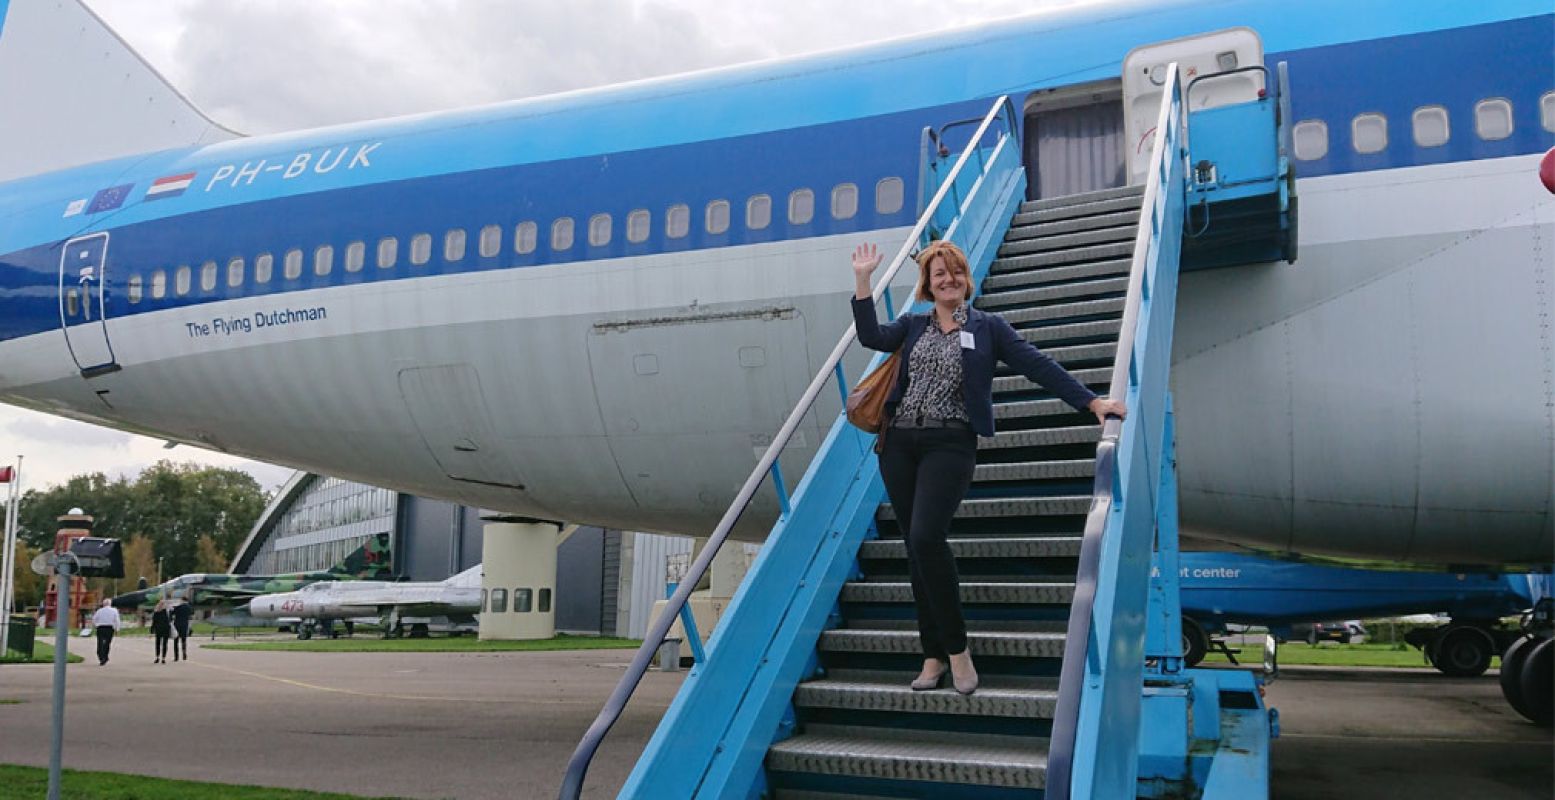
563;62;1292;799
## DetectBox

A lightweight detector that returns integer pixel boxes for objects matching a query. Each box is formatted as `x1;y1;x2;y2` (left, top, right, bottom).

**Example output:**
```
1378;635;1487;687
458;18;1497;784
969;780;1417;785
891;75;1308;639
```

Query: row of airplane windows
116;177;908;306
484;586;552;614
1291;93;1555;161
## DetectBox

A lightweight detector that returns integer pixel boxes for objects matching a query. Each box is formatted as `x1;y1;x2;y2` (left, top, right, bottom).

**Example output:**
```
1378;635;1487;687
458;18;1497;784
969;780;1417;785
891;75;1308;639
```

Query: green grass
0;699;22;704
1202;641;1497;669
1;640;84;665
0;764;399;799
204;633;643;653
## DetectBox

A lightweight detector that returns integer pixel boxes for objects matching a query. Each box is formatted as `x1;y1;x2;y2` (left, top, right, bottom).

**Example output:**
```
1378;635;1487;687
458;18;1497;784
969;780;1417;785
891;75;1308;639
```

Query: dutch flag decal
145;172;196;201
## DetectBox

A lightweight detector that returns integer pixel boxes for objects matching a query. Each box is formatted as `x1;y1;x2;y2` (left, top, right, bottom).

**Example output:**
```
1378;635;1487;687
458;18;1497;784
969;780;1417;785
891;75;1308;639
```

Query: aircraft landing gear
297;620;315;640
1499;599;1553;727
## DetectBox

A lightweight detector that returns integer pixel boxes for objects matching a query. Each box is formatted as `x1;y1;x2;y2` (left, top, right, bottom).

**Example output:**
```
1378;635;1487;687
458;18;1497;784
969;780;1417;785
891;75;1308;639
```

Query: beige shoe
949;651;979;696
911;659;948;691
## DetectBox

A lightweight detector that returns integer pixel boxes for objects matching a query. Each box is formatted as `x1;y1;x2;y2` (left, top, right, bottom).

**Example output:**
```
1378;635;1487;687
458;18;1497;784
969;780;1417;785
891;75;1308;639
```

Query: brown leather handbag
845;351;901;434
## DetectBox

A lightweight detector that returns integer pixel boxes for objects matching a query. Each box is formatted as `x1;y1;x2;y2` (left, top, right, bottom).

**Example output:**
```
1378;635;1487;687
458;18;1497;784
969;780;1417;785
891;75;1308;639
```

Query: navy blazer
852;296;1098;437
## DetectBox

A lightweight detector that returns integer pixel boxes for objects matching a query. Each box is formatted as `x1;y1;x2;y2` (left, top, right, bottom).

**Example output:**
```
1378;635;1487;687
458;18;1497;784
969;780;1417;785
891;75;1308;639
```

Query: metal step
1005;209;1141;242
858;535;1083;561
978;424;1101;451
1020;184;1143;213
992;397;1091;421
841;582;1075;605
767;726;1049;789
819;629;1066;658
990;241;1134;273
793;672;1060;719
982;257;1133;292
995;296;1125;327
993;368;1111;395
973;459;1095;482
998;225;1136;258
1015;318;1122;346
878;496;1091;521
978;276;1129;310
1013;194;1145;227
1001;342;1115;370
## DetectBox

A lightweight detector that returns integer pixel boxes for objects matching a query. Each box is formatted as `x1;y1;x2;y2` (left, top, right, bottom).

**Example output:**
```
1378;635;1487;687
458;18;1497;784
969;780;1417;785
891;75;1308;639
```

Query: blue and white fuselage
0;0;1550;565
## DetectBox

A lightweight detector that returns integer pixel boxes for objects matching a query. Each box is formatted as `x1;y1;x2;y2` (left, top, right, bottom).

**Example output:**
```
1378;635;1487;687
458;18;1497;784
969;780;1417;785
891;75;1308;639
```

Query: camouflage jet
110;533;393;610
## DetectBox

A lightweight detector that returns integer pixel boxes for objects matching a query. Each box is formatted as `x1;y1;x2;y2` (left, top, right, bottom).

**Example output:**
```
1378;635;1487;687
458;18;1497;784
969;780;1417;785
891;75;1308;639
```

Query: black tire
1518;638;1553;727
1434;627;1493;677
1500;635;1536;720
297;627;312;641
1183;618;1209;667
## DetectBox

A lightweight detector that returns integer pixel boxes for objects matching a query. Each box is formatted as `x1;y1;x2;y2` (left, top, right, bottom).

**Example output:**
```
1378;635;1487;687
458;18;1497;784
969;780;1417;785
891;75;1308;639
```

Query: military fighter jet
246;564;481;638
110;533;393;610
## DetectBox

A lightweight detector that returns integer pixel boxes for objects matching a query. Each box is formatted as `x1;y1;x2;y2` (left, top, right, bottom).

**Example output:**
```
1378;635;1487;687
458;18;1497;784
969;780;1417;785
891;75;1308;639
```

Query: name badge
959;330;975;349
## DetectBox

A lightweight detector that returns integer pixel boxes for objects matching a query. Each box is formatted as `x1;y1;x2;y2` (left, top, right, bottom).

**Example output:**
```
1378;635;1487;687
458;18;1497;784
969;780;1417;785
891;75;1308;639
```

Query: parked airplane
109;533;393;610
245;564;482;638
0;1;1550;573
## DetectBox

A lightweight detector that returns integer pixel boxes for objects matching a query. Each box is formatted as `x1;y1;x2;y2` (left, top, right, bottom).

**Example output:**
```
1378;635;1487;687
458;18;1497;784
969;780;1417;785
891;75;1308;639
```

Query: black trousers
173;624;189;659
154;631;170;659
94;626;114;664
878;426;978;662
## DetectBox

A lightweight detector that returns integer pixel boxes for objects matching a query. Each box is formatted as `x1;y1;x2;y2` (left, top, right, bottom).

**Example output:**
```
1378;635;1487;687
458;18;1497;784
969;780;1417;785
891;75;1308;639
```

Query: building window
1542;91;1555;133
479;224;502;257
255;253;273;284
788;188;814;224
514;221;538;254
490;588;507;614
705;200;730;234
200;260;218;292
1351;113;1387;154
745;195;771;230
538;588;552;613
1411;106;1449;148
588;213;612;247
627;209;650;243
480;589;488;613
175;265;191;296
1292;120;1328;161
444;229;466;261
344;241;365;273
377;238;397;269
1474;98;1513;140
284;249;303;279
127;275;143;304
410;233;432;265
876;177;905;214
665;204;690;239
151;270;166;299
551;217;574;251
227;257;245;288
514;588;533;613
314;245;334;276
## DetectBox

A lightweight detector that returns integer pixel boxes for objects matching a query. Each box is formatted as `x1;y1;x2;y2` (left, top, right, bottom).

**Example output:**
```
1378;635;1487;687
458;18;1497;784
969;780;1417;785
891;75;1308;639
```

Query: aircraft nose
111;590;146;609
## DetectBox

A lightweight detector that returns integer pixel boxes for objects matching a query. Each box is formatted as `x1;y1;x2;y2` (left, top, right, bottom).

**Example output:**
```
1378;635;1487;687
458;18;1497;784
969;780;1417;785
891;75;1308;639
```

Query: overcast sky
3;0;1081;494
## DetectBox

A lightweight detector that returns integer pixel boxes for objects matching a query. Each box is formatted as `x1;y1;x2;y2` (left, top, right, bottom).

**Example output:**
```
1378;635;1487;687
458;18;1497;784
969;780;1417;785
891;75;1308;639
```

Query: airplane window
377;237;397;269
175;265;191;296
65;287;78;317
345;241;365;273
1292;120;1328;161
876;177;904;214
514;588;533;613
444;229;466;261
410;234;432;265
490;588;507;613
479;224;502;257
151;270;166;299
627;209;651;243
314;245;334;277
1542;91;1555;133
538;588;551;613
589;213;612;247
255;253;273;284
1474;98;1513;140
200;260;218;292
788;188;814;225
514;221;538;254
1351;113;1387;154
746;195;771;230
831;183;858;220
665;204;690;239
127;275;142;304
227;257;245;288
284;249;303;279
705;200;730;235
1411;106;1449;148
551;217;574;250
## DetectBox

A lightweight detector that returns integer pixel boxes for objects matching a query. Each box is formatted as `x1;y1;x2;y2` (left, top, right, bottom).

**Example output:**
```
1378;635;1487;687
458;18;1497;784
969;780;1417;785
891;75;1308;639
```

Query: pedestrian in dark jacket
171;598;193;662
150;599;172;664
850;240;1125;695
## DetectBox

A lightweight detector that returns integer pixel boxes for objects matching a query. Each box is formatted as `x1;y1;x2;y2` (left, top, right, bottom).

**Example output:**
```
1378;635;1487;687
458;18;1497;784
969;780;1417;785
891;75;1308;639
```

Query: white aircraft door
57;232;121;377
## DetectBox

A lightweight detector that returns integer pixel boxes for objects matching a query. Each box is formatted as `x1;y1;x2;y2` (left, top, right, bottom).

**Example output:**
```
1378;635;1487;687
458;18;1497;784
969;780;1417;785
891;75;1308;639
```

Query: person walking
850;240;1125;695
171;597;193;662
150;598;172;664
90;598;120;666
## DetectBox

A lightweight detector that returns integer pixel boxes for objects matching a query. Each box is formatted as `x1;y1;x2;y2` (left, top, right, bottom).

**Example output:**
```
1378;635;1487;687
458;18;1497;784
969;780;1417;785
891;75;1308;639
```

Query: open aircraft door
57;232;121;377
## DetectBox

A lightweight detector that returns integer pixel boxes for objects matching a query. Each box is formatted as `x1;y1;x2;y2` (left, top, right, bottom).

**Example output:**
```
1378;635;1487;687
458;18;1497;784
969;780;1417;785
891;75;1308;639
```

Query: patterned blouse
895;304;971;423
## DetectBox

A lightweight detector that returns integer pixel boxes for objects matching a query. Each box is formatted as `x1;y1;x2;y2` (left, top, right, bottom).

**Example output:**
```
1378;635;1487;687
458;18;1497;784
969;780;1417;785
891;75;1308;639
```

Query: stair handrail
1045;66;1185;800
558;94;1019;800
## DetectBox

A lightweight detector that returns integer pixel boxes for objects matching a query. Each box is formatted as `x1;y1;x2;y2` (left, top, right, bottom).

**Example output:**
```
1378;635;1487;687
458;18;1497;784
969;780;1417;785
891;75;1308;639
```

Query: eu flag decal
86;184;134;214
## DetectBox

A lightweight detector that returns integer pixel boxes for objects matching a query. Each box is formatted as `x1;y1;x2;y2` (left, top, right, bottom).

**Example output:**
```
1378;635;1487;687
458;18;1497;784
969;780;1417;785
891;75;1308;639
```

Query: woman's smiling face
928;256;967;305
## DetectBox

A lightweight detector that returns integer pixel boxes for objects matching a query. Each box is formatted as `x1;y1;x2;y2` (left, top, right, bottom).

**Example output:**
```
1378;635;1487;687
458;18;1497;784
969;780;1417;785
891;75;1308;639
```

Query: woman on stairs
850;240;1125;695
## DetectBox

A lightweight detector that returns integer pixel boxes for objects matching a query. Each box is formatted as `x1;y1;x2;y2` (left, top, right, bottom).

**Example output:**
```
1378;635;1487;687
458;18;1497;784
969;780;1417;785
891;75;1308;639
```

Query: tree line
3;461;270;608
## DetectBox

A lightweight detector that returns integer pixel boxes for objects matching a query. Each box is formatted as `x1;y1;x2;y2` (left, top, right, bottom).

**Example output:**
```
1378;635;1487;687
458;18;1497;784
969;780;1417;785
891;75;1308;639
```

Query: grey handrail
558;94;1018;800
1044;65;1182;800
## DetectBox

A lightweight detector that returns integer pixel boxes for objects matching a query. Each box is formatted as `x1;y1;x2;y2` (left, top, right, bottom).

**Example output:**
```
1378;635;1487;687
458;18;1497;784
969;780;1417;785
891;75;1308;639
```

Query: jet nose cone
111;590;147;609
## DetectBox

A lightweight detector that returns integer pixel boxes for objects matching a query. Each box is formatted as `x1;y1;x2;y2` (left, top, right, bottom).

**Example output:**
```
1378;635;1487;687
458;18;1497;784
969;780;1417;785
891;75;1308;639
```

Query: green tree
193;534;229;573
9;541;44;609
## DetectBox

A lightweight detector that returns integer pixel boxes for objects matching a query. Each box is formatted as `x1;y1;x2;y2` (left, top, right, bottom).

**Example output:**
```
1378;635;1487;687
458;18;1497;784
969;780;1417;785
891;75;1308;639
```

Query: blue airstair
562;63;1294;800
